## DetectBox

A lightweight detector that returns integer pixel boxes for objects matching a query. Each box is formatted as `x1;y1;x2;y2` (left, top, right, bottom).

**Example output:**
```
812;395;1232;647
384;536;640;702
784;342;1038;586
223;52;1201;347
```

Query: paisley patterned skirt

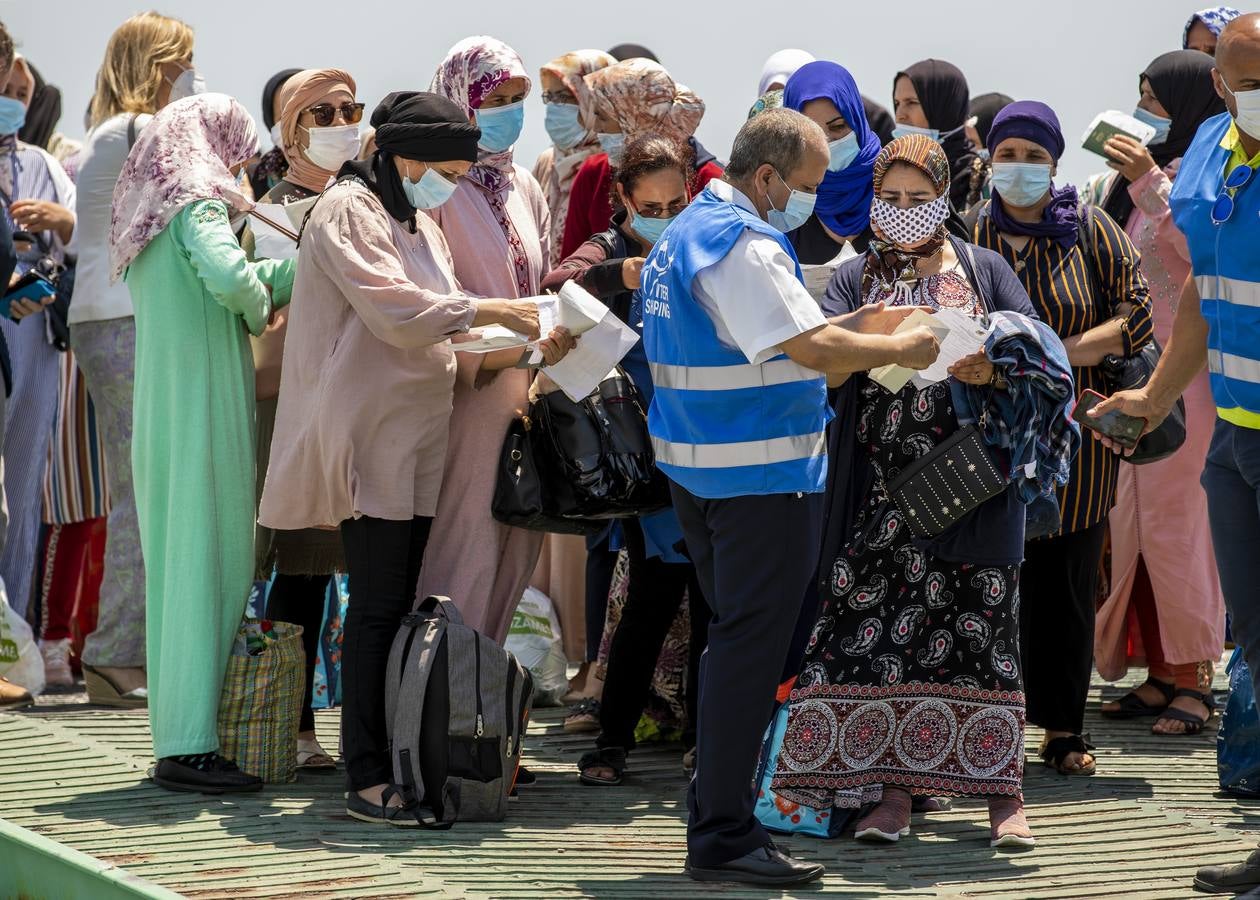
772;380;1025;808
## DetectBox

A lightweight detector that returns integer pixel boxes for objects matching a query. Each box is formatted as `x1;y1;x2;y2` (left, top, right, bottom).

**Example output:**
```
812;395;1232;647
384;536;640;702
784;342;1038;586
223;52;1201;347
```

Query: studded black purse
887;404;1009;540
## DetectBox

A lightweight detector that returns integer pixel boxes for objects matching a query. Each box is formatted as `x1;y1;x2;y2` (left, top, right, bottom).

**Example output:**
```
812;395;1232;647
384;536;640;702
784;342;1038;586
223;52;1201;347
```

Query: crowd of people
0;3;1259;890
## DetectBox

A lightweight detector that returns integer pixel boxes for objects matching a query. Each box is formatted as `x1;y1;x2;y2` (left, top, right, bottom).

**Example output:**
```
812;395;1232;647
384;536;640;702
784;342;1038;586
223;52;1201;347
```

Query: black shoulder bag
1076;207;1186;465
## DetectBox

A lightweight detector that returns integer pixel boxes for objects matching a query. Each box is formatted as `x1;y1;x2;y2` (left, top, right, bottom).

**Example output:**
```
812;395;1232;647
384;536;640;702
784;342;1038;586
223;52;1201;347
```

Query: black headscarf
897;59;977;209
863;95;896;146
261;68;303;131
18;62;60;150
607;43;659;63
969;92;1014;149
1101;49;1225;229
337;91;480;231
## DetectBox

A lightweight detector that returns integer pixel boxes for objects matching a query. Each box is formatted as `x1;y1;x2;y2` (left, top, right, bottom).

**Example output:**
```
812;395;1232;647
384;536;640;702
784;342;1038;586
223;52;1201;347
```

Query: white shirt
692;180;826;365
68;113;151;324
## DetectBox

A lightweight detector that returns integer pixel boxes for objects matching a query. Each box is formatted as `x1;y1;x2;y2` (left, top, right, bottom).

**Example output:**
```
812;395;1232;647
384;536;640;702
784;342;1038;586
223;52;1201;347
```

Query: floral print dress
771;266;1025;810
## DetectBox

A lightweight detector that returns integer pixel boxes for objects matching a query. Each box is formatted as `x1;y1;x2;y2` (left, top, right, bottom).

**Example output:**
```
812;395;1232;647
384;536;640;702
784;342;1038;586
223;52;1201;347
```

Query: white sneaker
39;638;74;687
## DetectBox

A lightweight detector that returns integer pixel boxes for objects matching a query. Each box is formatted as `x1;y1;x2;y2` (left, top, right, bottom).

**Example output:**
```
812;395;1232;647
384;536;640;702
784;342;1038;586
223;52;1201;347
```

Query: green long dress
126;200;294;760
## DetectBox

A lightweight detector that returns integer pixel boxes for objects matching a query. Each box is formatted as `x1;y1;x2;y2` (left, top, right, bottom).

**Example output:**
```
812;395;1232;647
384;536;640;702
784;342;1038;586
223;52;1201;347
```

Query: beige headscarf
277;68;358;193
580;58;705;145
536;49;616;265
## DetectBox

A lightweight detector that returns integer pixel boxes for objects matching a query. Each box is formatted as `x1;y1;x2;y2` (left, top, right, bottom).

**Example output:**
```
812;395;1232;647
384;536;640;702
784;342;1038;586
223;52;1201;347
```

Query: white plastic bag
505;588;568;707
0;577;44;695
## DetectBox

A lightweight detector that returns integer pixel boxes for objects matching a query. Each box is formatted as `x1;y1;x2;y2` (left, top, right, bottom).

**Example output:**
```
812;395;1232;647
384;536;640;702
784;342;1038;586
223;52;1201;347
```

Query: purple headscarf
986;100;1079;248
783;61;880;237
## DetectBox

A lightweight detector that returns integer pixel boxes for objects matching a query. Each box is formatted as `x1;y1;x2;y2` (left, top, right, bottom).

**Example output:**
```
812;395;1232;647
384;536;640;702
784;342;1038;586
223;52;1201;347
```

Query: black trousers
584;533;618;662
339;515;431;791
672;485;824;868
266;574;333;733
596;519;711;753
1019;520;1108;735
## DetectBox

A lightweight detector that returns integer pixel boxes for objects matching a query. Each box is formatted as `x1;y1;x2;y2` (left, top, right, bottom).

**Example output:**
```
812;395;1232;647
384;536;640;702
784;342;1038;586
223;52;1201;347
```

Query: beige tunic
259;180;475;529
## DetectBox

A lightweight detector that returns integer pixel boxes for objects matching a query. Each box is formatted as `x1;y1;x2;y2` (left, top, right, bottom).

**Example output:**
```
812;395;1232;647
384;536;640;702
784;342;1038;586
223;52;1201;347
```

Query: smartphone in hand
1072;389;1147;449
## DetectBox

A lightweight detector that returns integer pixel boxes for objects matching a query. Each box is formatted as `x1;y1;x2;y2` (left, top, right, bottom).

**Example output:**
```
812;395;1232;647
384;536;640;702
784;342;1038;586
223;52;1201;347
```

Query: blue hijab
783;61;880;237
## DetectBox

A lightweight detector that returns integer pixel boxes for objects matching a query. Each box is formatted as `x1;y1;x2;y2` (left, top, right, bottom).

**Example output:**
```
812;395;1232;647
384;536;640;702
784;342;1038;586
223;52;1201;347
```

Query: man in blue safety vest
1093;14;1260;896
640;108;941;887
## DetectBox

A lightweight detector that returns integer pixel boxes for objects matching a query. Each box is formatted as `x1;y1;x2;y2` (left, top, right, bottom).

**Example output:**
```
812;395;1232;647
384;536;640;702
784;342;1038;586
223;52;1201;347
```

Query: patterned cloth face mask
869;194;949;247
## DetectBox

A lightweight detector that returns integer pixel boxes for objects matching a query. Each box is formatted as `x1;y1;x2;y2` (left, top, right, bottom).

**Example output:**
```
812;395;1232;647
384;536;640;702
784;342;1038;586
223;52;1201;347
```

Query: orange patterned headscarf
580;59;704;146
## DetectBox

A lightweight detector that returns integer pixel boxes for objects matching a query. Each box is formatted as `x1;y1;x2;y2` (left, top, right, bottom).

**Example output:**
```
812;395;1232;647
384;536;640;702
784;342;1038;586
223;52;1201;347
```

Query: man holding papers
639;111;939;886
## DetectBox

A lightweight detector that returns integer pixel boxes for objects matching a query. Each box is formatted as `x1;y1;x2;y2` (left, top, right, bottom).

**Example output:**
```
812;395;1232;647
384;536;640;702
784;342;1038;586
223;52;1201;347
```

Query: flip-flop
563;698;601;734
297;739;337;771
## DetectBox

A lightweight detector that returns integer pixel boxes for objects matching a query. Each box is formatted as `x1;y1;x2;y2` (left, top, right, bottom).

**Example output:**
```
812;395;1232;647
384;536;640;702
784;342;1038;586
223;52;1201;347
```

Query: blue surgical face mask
630;208;674;245
827;132;859;173
598;132;625;166
474;101;525;153
1133;106;1171;144
892;122;940;141
763;170;817;233
0;96;26;136
545;103;586;150
403;166;459;210
990;162;1053;208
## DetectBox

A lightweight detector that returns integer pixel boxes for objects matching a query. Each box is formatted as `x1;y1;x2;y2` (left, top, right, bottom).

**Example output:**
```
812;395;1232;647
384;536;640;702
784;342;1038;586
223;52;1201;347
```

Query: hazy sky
4;0;1213;187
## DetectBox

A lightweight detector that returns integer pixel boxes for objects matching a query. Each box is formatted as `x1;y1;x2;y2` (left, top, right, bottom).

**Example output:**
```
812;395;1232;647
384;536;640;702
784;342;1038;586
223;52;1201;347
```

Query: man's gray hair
725;108;826;181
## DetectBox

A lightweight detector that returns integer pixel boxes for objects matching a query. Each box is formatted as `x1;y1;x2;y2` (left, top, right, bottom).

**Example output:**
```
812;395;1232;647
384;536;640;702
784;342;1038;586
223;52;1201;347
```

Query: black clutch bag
888;415;1009;540
1100;340;1186;465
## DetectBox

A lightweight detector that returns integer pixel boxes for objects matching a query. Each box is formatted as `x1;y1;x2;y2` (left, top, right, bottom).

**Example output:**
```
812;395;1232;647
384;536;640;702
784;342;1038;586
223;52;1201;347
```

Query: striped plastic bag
217;619;304;783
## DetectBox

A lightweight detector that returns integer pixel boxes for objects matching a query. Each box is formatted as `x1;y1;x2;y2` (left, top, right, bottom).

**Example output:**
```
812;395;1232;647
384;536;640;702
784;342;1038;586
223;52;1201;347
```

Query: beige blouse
258;180;476;528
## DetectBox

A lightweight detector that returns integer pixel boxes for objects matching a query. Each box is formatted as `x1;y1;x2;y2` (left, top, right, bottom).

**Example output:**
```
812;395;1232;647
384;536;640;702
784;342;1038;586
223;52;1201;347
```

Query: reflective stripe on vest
648;357;818;392
651;430;827;470
1196;274;1260;309
1208;348;1260;385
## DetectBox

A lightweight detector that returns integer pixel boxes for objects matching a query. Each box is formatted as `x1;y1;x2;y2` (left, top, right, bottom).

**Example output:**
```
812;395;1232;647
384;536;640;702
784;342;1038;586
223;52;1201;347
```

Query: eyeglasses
1212;163;1254;225
632;201;688;220
305;102;365;127
540;91;577;105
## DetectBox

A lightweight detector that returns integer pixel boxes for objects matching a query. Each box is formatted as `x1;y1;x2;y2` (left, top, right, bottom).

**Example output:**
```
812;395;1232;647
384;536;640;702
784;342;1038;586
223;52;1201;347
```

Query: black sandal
1101;677;1175;719
1153;688;1216;736
345;786;420;827
578;747;627;786
1040;734;1097;776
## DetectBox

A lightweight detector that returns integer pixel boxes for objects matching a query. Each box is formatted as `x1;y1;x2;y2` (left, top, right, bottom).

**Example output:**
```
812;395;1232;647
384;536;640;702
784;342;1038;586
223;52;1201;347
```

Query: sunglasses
1212;163;1255;225
305;102;365;128
633;201;688;220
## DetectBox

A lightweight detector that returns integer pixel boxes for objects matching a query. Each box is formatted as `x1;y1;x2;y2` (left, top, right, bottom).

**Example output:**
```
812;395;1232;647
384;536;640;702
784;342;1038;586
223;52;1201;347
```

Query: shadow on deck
1;668;1257;899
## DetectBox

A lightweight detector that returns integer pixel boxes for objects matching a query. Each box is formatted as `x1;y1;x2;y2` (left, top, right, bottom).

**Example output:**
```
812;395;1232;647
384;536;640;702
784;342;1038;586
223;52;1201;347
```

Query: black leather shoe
1195;849;1260;893
685;843;824;886
151;754;263;795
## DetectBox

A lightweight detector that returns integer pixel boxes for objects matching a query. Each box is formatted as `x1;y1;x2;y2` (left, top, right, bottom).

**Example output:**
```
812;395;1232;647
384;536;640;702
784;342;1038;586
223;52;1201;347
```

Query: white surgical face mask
167;67;206;103
1222;74;1260;141
302;123;360;171
269;122;283;149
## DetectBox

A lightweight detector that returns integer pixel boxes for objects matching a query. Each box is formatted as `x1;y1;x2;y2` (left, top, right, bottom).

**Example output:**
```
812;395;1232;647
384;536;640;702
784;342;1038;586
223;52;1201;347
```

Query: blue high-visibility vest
640;184;831;499
1171;112;1260;429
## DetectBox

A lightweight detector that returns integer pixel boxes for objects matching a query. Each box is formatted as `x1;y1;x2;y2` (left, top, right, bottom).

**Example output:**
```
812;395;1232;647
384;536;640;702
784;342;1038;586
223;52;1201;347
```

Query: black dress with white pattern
771;376;1025;808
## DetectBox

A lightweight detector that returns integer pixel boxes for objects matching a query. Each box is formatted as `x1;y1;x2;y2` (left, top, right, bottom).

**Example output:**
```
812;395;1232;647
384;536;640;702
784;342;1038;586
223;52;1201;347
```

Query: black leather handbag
491;369;669;534
888;405;1010;540
1100;340;1187;465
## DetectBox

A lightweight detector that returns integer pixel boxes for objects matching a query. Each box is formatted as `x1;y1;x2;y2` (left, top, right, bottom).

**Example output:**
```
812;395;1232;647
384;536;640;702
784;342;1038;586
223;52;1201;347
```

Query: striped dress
42;353;111;524
975;206;1155;534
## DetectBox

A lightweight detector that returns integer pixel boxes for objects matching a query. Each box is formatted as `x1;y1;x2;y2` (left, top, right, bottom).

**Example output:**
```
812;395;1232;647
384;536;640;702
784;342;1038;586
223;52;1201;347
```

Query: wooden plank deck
2;666;1257;899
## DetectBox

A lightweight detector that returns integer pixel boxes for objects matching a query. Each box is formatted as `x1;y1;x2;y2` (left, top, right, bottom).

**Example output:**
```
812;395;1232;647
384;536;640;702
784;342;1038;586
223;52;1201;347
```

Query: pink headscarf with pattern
580;59;705;146
108;93;258;282
430;35;531;196
537;49;616;265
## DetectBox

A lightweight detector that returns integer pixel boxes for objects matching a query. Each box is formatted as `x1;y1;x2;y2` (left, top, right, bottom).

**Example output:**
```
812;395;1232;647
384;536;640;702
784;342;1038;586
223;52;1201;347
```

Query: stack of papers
457;282;639;402
868;308;992;393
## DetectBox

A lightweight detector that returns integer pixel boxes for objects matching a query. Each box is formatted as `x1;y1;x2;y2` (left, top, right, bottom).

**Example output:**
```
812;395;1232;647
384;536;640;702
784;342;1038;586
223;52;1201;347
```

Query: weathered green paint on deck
0;669;1255;899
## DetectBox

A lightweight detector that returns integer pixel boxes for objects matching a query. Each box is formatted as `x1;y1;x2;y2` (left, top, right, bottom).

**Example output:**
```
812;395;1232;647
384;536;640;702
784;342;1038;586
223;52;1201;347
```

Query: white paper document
454;283;639;401
868;310;951;393
909;308;992;388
